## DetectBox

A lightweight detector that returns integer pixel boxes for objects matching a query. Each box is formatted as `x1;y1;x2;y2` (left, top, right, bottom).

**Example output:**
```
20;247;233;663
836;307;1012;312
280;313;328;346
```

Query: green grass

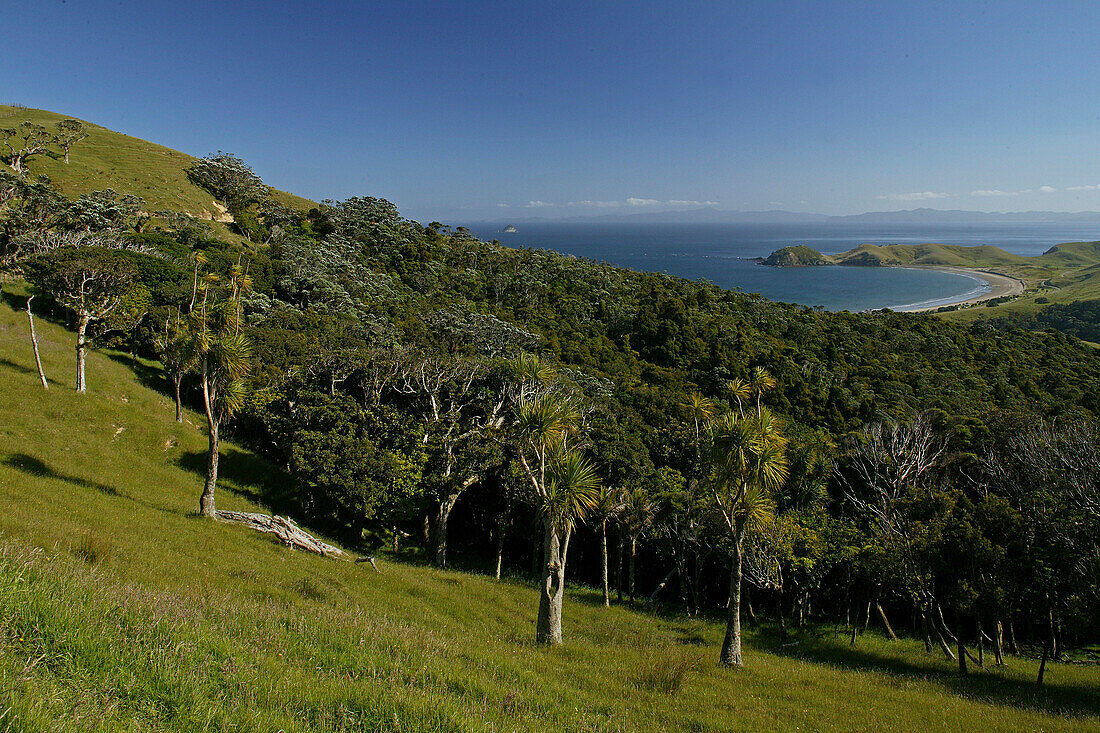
1;283;1099;731
0;105;314;218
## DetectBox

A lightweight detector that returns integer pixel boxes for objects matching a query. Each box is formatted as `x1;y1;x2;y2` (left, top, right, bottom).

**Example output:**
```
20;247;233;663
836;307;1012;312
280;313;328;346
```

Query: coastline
886;266;1025;312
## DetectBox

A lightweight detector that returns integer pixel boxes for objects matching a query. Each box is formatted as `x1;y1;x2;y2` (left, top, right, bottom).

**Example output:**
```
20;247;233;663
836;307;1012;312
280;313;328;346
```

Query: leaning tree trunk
75;314;90;393
536;522;570;645
199;418;219;517
720;526;746;667
601;521;610;607
27;297;47;389
877;600;899;641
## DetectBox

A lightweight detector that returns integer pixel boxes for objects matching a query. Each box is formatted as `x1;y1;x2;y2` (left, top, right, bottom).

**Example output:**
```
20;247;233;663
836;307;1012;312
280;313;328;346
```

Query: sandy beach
888;266;1025;312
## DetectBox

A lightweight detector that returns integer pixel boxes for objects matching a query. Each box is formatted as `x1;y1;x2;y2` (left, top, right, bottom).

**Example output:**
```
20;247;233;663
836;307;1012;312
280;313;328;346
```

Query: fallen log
216;510;347;558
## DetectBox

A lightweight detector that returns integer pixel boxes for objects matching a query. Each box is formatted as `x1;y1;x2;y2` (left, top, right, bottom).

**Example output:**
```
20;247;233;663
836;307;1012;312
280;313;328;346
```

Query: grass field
0;105;314;218
1;282;1099;731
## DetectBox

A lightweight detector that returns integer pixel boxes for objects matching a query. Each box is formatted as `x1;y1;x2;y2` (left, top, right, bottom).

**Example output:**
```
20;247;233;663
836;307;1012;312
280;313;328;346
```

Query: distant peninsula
757;241;1100;312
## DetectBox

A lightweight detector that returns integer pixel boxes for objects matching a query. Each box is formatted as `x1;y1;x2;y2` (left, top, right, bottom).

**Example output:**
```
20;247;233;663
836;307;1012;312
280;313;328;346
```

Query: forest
3;150;1099;677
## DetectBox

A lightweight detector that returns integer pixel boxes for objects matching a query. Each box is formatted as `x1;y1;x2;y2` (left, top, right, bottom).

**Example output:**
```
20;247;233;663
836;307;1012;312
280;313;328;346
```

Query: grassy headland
0;105;313;221
761;240;1100;320
1;283;1098;731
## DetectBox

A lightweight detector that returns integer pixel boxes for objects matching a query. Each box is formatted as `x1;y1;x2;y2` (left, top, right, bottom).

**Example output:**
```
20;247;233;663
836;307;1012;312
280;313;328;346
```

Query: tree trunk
392;525;400;554
994;620;1005;665
1037;608;1055;685
536;523;569;645
495;520;506;580
928;605;956;661
432;494;459;569
199;419;219;516
1008;619;1019;656
645;567;677;607
75;314;89;393
919;606;934;653
777;585;787;638
958;637;968;676
689;550;702;617
615;532;624;602
600;521;609;607
877;602;899;641
720;531;745;667
628;537;637;605
27;297;47;389
172;375;183;422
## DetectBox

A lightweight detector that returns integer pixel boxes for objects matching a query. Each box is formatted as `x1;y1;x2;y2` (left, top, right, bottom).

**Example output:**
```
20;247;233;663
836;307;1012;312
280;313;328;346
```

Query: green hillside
2;284;1099;731
830;243;1030;268
0;106;314;217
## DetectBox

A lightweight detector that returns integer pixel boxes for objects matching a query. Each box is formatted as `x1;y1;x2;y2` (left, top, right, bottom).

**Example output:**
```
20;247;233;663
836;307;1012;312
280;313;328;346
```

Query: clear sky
6;1;1100;220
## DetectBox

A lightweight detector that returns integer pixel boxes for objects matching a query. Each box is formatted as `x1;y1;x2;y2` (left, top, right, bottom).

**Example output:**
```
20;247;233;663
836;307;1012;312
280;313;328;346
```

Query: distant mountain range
488;207;1100;225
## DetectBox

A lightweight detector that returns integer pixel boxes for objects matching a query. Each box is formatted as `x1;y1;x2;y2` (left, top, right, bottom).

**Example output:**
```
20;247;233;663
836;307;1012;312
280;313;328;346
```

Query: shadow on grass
772;631;1100;720
0;287;28;311
103;351;168;395
0;357;33;375
175;447;296;515
3;452;119;496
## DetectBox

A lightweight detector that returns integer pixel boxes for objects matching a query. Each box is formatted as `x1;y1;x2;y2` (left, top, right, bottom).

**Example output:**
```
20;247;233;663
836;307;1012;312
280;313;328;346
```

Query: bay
459;222;1100;312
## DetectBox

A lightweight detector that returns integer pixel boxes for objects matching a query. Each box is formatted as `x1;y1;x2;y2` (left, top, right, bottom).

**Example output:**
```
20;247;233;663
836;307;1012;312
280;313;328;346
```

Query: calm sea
460;222;1100;312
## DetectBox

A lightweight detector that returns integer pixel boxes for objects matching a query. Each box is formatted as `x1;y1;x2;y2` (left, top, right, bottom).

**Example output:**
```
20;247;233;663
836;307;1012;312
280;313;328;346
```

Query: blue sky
5;1;1100;220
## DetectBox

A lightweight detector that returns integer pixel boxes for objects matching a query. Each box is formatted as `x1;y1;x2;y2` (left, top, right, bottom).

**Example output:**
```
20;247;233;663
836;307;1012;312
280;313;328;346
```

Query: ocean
459;222;1100;312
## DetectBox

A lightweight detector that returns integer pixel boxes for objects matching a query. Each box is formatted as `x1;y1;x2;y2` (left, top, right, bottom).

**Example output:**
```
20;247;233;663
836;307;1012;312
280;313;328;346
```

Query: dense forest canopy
4;155;1099;669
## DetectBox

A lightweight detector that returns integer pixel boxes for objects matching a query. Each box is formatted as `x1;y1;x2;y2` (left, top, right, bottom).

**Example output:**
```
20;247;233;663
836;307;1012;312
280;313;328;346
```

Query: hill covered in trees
2;110;1100;729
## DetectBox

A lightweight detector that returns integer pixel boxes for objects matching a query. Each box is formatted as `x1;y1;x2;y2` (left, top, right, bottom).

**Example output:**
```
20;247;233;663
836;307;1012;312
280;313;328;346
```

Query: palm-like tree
748;366;777;417
514;394;599;644
589;485;624;607
618;486;658;605
709;407;788;667
193;285;251;518
725;377;752;419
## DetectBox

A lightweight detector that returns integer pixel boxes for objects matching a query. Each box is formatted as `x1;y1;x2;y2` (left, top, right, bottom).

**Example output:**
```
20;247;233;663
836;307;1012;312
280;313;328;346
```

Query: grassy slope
1;285;1098;731
0;106;314;216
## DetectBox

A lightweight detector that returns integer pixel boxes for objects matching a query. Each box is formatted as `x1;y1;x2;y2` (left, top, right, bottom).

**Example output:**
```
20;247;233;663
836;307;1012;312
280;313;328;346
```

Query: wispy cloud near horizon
876;191;952;201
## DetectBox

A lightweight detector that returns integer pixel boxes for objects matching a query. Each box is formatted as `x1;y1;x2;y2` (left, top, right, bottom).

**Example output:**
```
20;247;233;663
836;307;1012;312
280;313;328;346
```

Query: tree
618;484;657;605
1;122;54;176
191;267;252;517
55;119;88;164
24;247;134;393
286;391;423;542
513;393;600;645
748;366;777;417
838;414;953;653
391;352;507;568
709;407;789;667
185;152;266;214
155;311;198;422
589;485;624;606
60;189;144;233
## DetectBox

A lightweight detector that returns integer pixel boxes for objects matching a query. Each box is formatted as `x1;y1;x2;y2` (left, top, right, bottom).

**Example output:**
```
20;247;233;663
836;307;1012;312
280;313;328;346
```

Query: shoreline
887;266;1025;312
